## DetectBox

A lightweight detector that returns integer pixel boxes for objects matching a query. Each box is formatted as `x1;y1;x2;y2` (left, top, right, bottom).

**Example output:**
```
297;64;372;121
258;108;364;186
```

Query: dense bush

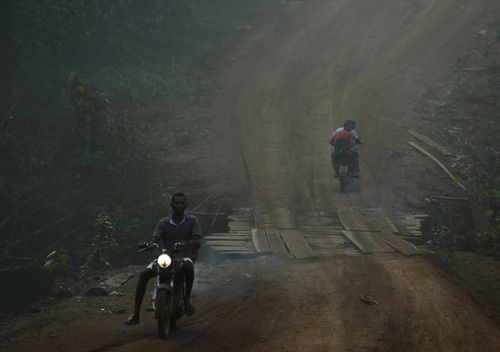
429;26;500;258
1;0;281;312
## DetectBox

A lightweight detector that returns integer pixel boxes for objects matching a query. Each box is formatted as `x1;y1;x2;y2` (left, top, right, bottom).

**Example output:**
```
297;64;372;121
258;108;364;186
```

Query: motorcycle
333;145;359;193
138;241;189;339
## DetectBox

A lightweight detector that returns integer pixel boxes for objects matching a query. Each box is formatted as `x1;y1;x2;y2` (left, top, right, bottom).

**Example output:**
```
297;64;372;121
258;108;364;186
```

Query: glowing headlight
157;254;172;268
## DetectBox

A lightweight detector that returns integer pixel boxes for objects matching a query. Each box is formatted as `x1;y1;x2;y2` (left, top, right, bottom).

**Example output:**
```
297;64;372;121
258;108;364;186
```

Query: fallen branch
191;193;216;212
408;141;467;191
430;195;469;201
459;67;489;72
191;182;226;212
0;262;37;274
211;200;224;228
408;129;452;156
3;206;90;256
360;293;378;305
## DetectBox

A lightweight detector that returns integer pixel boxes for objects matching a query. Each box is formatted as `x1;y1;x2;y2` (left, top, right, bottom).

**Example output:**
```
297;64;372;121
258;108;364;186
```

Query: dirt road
4;0;500;351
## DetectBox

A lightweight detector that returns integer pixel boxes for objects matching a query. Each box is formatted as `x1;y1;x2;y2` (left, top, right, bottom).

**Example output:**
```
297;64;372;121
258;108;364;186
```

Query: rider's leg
331;151;339;176
183;259;194;299
182;258;196;316
351;150;360;176
125;266;155;324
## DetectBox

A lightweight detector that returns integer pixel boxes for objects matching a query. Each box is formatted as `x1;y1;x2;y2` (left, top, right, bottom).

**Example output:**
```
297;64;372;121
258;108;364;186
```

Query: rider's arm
190;216;202;248
352;130;361;144
152;220;163;244
329;134;335;146
347;132;354;146
329;132;337;146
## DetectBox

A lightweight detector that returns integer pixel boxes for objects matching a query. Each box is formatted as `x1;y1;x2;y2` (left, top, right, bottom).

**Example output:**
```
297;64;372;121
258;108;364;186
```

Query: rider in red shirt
329;123;354;154
329;120;358;176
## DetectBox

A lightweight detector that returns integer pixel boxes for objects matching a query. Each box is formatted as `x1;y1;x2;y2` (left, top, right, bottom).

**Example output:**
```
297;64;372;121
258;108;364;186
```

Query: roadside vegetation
0;0;281;312
427;23;500;258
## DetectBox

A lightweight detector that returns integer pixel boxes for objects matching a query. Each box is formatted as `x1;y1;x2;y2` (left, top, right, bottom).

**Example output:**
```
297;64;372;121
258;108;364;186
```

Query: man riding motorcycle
124;192;201;325
329;119;360;177
333;119;362;144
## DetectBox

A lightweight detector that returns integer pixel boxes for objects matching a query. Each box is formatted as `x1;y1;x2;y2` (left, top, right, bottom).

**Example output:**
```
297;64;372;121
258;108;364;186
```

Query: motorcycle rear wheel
156;290;173;339
340;175;349;193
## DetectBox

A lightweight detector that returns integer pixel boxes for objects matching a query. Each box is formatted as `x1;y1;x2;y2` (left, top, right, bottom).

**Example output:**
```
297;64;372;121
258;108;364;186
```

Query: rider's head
343;120;354;131
344;118;356;130
171;192;187;216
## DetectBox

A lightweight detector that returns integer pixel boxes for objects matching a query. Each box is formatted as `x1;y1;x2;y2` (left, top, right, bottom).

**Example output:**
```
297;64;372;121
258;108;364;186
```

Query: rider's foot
124;313;139;325
184;299;196;316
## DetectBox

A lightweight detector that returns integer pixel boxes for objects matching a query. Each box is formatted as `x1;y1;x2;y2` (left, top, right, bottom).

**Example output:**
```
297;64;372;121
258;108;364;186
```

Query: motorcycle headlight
157;254;172;268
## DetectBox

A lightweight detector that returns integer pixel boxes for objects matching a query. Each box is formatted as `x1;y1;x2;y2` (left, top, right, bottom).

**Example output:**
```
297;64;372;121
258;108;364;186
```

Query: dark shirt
152;213;202;259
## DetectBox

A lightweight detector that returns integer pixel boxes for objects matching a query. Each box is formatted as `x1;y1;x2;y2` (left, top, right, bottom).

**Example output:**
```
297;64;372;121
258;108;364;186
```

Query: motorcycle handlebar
174;241;189;249
137;240;191;253
137;242;159;252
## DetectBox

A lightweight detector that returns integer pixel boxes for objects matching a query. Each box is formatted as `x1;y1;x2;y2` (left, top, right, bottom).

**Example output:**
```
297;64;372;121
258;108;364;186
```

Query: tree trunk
0;0;14;118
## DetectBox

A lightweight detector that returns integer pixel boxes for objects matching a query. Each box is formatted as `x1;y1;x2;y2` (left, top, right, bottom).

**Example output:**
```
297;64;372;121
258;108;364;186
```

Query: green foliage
431;224;500;259
446;50;500;200
432;225;477;250
81;212;118;274
1;0;283;311
453;69;500;106
426;26;500;259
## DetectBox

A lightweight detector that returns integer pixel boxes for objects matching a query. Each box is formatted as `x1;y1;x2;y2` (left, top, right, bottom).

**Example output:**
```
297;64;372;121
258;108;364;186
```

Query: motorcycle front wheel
156;290;173;339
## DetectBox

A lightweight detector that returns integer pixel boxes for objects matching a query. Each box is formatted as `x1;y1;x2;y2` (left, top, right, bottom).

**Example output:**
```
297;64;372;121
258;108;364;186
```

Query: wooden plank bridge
203;207;420;259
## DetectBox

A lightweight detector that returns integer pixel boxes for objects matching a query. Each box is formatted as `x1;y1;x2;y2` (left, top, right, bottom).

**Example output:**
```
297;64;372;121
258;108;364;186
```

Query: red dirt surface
3;0;500;351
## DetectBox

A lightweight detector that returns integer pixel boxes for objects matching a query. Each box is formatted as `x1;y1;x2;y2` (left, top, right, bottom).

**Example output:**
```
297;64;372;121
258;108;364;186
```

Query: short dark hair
171;192;187;201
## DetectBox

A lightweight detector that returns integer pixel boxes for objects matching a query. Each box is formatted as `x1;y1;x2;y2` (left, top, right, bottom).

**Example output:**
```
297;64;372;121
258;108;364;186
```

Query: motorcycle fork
172;263;186;318
152;268;173;312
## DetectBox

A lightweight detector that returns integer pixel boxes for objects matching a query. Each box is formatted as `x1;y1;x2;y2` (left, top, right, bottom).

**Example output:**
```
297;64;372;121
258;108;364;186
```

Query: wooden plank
219;251;257;258
375;218;399;235
227;215;251;221
342;231;394;253
337;208;381;232
279;229;314;258
204;235;250;241
274;208;296;229
408;129;452;157
341;231;370;254
211;232;251;236
379;231;419;256
265;228;291;259
229;221;251;225
305;235;340;244
252;229;272;254
300;226;343;235
204;240;252;247
211;245;254;252
254;211;275;228
231;208;252;214
306;235;351;247
315;248;361;256
430;195;469;201
229;223;251;230
408;141;466;191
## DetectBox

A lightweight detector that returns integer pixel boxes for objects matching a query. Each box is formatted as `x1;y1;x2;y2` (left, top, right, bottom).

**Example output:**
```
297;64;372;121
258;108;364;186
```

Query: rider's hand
189;238;201;249
137;241;149;249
